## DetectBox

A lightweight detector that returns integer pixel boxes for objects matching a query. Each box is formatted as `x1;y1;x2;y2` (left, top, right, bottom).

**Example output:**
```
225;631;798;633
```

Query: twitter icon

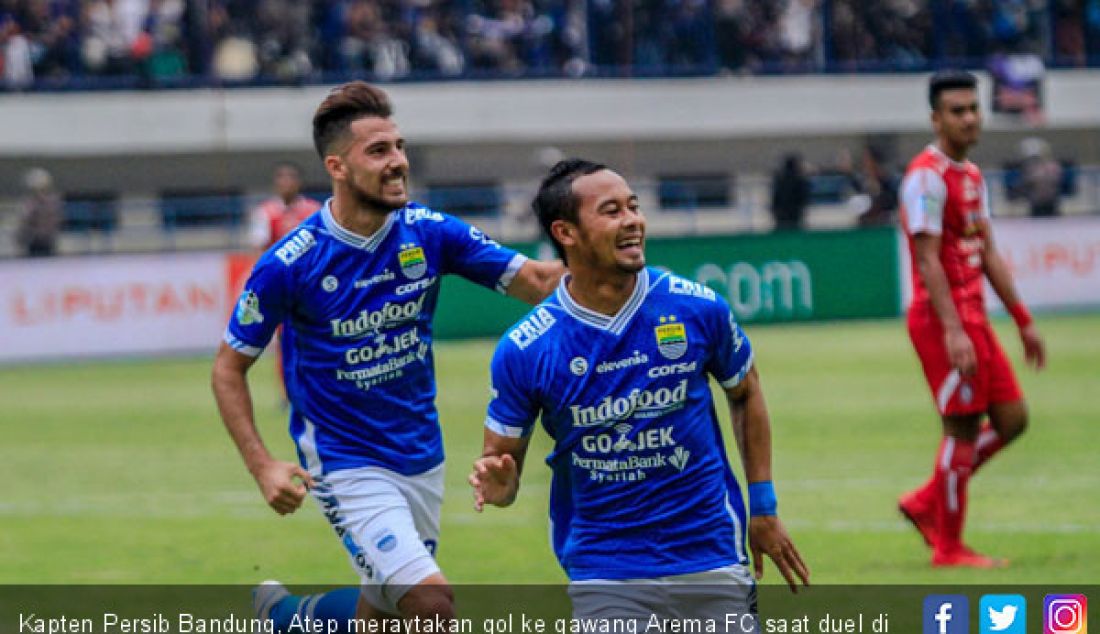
981;595;1026;634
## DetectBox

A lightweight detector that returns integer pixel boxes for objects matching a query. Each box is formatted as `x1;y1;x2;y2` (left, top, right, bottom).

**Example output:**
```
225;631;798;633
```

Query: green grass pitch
1;314;1096;585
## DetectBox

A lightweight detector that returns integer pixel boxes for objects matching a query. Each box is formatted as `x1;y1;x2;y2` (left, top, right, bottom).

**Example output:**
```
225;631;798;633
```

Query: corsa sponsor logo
647;361;697;378
275;229;316;266
570;379;688;427
329;295;425;338
596;350;649;374
509;307;556;350
396;275;438;296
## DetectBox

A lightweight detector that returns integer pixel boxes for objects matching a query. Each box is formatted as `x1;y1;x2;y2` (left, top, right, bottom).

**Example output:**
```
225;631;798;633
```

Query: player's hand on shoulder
251;458;315;515
944;327;977;376
468;454;519;512
1019;324;1046;371
749;515;810;594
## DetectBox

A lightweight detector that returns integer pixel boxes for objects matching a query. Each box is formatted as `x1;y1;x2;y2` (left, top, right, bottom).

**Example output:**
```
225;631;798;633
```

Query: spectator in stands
79;0;149;76
1018;137;1063;217
16;167;63;257
714;0;749;71
254;0;312;81
17;0;80;81
465;0;530;73
248;161;322;250
340;0;409;79
770;153;810;231
411;8;465;77
778;0;817;66
2;9;34;87
138;0;188;81
208;0;259;80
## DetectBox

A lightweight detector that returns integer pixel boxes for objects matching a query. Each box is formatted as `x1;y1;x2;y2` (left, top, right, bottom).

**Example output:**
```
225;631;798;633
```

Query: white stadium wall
0;71;1098;197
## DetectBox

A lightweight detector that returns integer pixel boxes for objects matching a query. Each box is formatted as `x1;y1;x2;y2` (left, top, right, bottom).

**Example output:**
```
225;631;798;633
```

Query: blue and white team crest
654;315;688;360
236;290;264;325
398;243;428;279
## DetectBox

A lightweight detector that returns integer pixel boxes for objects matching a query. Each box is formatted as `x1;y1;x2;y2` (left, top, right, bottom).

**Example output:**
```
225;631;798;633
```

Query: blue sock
271;588;360;633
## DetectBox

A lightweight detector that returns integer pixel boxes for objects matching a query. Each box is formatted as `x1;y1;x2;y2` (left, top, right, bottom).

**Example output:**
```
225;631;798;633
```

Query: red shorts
907;311;1023;416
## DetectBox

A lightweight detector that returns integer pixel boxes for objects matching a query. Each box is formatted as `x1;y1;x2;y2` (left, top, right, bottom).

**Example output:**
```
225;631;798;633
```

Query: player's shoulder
258;214;325;270
399;202;448;227
401;202;504;248
906;146;949;177
651;268;719;303
499;295;567;355
649;268;729;321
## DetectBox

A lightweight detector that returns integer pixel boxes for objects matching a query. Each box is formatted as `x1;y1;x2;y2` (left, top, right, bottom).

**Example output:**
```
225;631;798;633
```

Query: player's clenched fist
468;454;519;512
251;459;315;515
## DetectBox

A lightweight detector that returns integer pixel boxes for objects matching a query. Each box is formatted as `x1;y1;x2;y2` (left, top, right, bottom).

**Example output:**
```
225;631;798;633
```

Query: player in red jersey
248;162;323;403
897;70;1046;569
248;162;323;250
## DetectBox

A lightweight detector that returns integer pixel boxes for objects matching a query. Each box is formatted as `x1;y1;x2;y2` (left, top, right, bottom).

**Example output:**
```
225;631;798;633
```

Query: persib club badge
236;290;264;325
398;243;427;279
655;315;687;360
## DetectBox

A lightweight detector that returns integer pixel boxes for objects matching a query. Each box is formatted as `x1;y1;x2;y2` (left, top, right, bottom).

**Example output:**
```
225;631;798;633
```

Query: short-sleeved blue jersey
226;200;527;477
486;267;754;581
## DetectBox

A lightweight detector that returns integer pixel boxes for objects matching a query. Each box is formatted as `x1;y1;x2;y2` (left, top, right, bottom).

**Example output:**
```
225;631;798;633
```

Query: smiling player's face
333;116;410;213
563;170;646;274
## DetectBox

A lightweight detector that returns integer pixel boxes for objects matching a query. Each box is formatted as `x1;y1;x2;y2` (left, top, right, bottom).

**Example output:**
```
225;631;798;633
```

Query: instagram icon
1045;595;1088;634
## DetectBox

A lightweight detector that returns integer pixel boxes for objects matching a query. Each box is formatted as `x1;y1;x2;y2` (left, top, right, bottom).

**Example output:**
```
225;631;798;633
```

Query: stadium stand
1;0;1098;90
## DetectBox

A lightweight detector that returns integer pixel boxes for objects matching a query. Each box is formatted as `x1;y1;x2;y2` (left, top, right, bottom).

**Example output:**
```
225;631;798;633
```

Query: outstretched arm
726;366;810;593
506;259;565;305
468;429;532;511
211;342;314;515
980;225;1045;370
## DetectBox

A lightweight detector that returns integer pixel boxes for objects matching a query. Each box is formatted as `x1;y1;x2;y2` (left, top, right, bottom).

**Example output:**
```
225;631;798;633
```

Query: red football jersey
899;144;991;324
249;195;323;249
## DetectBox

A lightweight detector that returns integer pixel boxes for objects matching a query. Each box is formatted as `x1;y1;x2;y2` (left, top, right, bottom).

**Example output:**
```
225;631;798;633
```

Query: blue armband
748;481;778;517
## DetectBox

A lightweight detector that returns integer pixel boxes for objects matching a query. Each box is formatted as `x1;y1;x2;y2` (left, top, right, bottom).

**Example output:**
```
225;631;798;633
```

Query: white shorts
568;565;758;633
310;464;444;615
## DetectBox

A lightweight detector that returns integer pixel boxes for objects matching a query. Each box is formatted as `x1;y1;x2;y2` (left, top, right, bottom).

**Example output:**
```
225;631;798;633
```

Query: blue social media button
925;595;970;634
980;595;1026;634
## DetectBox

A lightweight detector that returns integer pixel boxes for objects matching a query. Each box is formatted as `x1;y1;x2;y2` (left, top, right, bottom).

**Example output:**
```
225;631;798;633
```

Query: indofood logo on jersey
655;315;688;360
235;290;264;325
398;243;427;279
570;379;688;428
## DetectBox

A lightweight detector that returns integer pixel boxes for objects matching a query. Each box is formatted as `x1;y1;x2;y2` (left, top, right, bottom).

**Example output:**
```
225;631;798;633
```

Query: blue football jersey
486;267;754;581
226;200;527;476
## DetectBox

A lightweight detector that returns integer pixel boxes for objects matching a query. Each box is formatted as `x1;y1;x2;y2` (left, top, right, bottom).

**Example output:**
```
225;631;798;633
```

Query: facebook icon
924;595;970;634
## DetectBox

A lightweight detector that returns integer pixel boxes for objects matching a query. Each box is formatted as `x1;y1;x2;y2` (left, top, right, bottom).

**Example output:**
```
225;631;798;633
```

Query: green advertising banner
434;227;900;339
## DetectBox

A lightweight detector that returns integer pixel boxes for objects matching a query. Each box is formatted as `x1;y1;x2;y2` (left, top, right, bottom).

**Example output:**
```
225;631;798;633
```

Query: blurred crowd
2;0;1100;88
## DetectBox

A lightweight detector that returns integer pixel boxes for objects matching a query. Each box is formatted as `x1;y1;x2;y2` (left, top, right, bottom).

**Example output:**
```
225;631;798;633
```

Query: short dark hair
273;160;303;176
532;159;607;262
929;69;977;110
312;81;393;158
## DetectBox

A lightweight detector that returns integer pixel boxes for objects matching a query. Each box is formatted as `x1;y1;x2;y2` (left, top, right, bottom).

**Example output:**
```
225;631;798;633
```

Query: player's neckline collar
556;268;650;335
321;199;397;251
928;143;972;169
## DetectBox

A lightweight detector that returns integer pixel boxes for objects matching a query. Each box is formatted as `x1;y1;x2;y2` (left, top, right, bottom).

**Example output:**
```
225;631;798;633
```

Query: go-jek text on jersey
486;267;754;580
226;200;526;476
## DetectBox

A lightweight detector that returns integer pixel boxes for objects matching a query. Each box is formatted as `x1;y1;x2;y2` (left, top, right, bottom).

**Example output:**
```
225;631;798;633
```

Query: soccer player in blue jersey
469;160;809;624
212;82;562;626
